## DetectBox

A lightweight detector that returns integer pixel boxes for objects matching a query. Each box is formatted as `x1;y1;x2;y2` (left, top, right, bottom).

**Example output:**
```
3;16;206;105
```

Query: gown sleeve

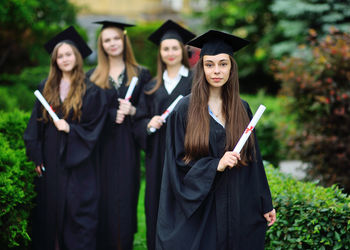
133;80;154;151
23;99;44;166
23;80;47;166
64;83;107;168
243;101;273;214
161;97;218;218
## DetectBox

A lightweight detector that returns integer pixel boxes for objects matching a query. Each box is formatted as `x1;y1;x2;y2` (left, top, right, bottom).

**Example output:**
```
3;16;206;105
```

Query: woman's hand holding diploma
217;151;241;172
54;119;70;133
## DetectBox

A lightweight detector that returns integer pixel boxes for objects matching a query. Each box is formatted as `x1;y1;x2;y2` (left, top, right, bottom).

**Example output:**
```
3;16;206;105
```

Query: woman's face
203;53;231;89
101;27;124;57
160;39;183;67
56;43;77;73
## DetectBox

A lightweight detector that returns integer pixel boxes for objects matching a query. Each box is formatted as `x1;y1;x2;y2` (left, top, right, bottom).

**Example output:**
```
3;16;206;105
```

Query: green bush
265;164;350;249
128;21;163;77
0;110;36;249
272;29;350;192
0;66;50;111
242;91;295;166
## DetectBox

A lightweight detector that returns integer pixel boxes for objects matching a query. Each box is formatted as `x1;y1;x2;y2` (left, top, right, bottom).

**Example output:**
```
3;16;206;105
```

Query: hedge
265;164;350;249
1;113;349;249
0;110;36;249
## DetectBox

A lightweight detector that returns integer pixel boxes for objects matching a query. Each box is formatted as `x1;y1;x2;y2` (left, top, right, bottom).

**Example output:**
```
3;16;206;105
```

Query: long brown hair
90;27;139;89
183;56;254;165
146;41;190;95
42;42;86;122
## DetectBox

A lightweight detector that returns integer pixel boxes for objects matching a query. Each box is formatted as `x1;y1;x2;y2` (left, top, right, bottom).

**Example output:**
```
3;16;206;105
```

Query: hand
54;119;70;133
147;115;165;130
116;109;125;124
35;163;45;177
264;208;276;226
118;98;136;116
217;151;241;172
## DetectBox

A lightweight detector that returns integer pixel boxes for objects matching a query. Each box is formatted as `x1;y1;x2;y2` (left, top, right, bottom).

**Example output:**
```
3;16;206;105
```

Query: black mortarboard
187;30;249;57
94;20;135;30
148;19;195;46
44;26;92;59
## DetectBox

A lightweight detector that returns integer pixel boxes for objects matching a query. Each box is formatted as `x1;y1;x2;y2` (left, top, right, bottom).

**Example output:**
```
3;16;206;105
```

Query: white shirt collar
163;65;189;94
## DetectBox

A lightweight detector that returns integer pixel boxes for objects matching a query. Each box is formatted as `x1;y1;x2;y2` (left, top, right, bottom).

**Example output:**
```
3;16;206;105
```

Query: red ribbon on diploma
245;126;254;134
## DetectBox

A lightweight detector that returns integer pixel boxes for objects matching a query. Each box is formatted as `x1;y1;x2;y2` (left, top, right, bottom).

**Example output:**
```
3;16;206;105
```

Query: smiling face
101;27;124;57
203;53;231;89
56;43;77;73
160;38;183;67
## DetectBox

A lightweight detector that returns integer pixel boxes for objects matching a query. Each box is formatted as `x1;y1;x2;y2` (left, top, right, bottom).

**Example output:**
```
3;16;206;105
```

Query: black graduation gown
133;71;193;250
156;96;273;250
24;79;107;250
87;66;152;250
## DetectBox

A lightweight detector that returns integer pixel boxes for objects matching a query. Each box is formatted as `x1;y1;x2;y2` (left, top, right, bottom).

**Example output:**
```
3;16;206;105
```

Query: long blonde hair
146;41;190;95
90;27;139;89
42;42;86;122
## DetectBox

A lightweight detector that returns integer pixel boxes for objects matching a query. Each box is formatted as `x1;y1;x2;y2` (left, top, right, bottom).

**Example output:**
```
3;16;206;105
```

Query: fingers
218;151;241;171
54;119;70;133
148;116;164;129
115;110;125;124
264;209;276;226
224;151;240;168
118;98;133;115
35;165;42;177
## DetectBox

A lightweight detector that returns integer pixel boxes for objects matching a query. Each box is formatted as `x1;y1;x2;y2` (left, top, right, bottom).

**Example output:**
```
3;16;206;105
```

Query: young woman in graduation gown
23;26;107;250
156;30;276;250
133;20;195;250
87;20;152;250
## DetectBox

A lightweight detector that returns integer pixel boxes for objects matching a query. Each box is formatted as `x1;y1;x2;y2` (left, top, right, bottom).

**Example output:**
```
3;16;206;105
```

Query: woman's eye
205;64;213;67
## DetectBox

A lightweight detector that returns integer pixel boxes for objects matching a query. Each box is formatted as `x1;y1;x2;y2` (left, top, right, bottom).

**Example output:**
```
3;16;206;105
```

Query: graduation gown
24;79;107;250
156;95;273;250
87;66;152;250
133;71;193;250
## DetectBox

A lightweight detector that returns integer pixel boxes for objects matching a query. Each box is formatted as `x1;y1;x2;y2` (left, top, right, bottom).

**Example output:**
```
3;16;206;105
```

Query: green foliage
272;29;350;191
128;21;164;77
0;0;78;73
0;66;50;111
270;0;350;57
196;0;350;93
242;91;295;166
265;164;350;249
0;110;36;249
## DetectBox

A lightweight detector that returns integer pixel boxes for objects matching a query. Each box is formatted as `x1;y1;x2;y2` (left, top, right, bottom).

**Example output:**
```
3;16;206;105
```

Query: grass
133;178;147;250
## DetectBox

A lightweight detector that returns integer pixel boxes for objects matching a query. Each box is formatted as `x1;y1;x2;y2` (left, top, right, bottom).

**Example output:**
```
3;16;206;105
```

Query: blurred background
1;0;350;249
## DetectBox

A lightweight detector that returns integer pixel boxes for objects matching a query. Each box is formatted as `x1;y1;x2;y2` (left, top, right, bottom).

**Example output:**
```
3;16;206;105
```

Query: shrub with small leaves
271;28;350;192
0;110;36;249
265;164;350;249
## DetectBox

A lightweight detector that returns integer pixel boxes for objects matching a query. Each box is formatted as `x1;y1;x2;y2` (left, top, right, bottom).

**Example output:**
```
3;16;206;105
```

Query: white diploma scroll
149;95;184;133
233;104;266;153
124;76;138;101
34;90;60;121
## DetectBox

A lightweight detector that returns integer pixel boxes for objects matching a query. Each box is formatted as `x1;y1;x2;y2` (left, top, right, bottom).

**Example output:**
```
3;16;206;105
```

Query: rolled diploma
34;90;59;121
124;76;138;100
149;95;184;133
233;104;266;153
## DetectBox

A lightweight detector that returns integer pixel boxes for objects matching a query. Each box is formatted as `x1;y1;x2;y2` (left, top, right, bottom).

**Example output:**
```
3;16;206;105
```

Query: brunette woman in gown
156;30;276;250
134;19;195;250
24;26;107;250
87;20;152;250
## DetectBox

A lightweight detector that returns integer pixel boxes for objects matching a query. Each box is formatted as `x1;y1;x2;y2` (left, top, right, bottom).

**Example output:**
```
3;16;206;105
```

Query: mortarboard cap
44;26;92;59
94;20;135;30
148;19;195;46
187;30;249;57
